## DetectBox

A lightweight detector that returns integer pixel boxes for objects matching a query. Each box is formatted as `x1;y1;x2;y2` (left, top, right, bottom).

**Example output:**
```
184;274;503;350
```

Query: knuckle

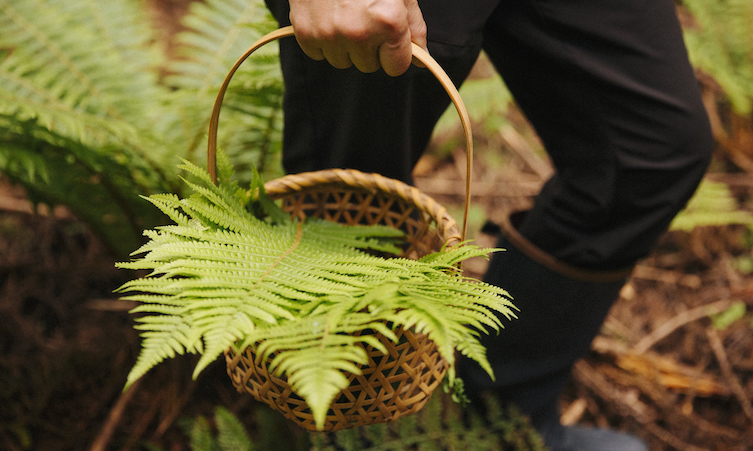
369;6;405;32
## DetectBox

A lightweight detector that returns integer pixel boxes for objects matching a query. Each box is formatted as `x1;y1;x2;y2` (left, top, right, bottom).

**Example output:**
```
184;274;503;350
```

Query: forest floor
2;0;753;449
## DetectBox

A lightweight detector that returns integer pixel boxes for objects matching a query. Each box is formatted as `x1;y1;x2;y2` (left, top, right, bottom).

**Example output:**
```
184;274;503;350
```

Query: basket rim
264;168;462;248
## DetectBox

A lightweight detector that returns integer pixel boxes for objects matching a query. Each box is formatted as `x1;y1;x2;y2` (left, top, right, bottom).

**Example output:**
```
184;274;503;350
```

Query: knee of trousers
519;109;715;271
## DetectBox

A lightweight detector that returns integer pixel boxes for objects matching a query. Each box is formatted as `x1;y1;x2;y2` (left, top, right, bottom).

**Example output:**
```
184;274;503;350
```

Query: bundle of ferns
117;157;516;429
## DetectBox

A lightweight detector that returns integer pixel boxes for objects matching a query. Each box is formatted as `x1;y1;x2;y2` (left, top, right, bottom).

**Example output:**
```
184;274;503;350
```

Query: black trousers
264;0;713;271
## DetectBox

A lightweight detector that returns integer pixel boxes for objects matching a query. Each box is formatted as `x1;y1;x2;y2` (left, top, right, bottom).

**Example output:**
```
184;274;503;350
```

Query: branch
88;378;142;451
705;327;753;421
632;299;734;354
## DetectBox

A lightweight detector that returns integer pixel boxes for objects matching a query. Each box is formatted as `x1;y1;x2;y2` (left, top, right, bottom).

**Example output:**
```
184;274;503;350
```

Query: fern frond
167;0;278;92
1;0;285;257
126;315;199;386
164;0;284;182
670;178;753;231
682;0;753;114
0;0;166;146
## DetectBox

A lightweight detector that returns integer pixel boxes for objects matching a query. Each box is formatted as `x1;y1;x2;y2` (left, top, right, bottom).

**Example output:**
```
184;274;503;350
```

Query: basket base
224;327;450;431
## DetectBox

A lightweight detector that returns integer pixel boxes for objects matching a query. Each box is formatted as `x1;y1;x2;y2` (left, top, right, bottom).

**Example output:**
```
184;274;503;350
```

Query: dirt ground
2;1;753;449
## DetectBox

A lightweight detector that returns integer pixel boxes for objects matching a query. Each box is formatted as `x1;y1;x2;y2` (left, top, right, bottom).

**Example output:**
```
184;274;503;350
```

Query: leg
459;0;713;446
482;0;713;269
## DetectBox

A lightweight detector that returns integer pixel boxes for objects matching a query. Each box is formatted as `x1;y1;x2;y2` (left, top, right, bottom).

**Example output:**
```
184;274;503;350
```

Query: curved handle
208;26;473;240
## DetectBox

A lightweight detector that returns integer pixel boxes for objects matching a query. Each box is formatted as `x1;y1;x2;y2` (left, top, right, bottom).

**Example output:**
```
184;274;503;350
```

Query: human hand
288;0;427;76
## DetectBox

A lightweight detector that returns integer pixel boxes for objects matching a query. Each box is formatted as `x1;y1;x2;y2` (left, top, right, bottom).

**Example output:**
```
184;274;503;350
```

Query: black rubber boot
458;216;647;451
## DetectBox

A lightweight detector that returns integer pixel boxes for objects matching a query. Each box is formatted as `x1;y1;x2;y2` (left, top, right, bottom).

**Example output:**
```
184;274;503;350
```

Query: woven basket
208;26;474;431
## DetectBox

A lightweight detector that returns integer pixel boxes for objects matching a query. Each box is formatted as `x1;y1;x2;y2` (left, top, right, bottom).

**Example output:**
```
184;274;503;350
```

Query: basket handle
208;26;473;240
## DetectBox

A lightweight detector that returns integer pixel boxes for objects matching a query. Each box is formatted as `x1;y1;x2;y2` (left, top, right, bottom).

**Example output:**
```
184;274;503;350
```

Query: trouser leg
457;0;713;429
479;0;714;269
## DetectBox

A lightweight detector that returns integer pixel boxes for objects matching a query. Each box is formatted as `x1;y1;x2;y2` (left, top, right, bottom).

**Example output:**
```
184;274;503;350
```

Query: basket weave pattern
226;326;450;431
223;169;459;431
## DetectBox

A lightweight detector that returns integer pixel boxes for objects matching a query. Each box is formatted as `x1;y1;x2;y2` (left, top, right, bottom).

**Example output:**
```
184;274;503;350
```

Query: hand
288;0;427;76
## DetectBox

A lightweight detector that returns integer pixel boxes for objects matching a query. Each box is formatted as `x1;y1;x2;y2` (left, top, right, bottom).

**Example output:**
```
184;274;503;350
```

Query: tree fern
117;159;517;429
0;0;283;256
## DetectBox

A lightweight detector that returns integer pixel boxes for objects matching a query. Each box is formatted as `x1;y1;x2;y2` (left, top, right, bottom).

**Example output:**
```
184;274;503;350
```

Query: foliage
669;179;753;231
0;0;283;256
116;157;516;430
681;0;753;114
311;392;546;451
172;392;545;451
185;406;254;451
710;300;746;330
434;69;514;138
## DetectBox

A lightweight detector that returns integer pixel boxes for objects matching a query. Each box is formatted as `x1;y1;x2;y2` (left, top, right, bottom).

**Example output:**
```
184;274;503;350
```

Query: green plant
669;179;753;231
116;156;516;429
186;406;254;451
311;391;546;451
169;392;545;451
0;0;283;257
682;0;753;115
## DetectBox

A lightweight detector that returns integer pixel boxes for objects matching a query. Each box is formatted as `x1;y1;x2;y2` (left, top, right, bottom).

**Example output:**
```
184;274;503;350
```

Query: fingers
378;37;412;77
288;0;427;76
405;0;427;69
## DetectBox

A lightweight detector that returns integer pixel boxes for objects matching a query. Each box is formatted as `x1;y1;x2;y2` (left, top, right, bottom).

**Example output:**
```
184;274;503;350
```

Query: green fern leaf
214;406;253;451
670;178;753;231
1;0;284;257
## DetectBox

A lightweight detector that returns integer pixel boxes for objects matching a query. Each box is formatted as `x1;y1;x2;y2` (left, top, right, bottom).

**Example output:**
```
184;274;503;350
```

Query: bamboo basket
208;26;474;432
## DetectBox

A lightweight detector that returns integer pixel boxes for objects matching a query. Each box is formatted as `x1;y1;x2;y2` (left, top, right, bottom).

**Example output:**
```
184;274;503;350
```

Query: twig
633;299;734;354
592;337;728;397
0;196;34;214
85;298;135;312
1;429;22;451
498;125;553;180
0;195;72;218
560;398;588;426
573;361;653;424
121;389;163;451
414;175;543;198
705;327;753;421
89;378;142;451
573;361;708;451
631;264;702;289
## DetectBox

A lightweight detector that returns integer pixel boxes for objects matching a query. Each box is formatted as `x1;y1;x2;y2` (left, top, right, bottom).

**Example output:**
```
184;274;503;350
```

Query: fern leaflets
0;0;283;256
682;0;753;114
118;160;516;429
670;178;753;231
